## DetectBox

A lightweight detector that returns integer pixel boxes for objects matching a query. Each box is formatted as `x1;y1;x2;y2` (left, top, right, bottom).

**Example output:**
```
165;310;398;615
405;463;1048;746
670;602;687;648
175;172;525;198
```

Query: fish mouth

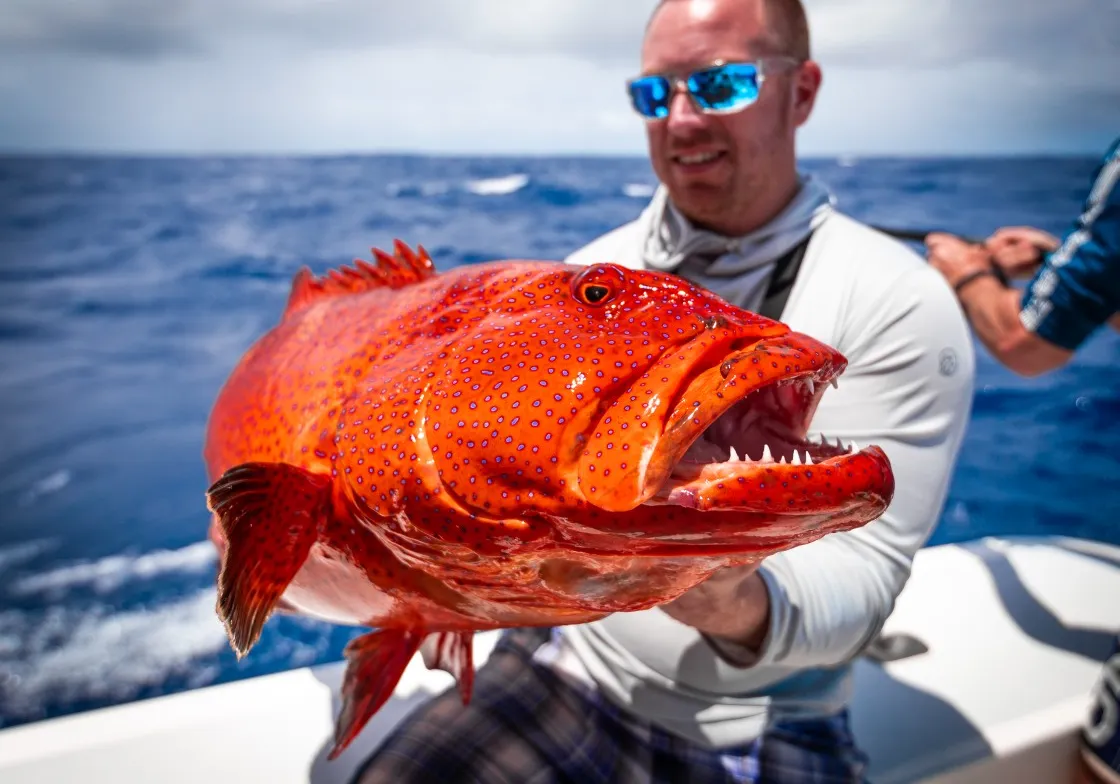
579;326;894;518
651;379;895;517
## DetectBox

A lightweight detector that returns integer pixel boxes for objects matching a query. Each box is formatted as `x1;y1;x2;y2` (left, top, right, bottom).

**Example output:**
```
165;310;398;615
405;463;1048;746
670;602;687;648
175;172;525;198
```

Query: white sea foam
17;470;71;506
465;173;530;196
0;590;228;715
10;542;217;597
210;217;263;257
622;183;655;199
0;539;58;572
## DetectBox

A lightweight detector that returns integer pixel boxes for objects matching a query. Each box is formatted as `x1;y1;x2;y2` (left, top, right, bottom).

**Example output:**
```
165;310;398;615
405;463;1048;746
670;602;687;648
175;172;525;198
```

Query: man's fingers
926;235;968;259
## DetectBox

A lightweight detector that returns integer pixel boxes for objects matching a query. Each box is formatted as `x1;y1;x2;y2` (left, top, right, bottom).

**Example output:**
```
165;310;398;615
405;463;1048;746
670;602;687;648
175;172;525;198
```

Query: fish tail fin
284;240;436;316
420;630;476;706
205;461;331;657
330;627;425;759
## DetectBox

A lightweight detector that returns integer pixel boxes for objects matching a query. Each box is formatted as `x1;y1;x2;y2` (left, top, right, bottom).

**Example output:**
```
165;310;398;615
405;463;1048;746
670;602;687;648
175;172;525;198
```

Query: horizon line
0;148;1102;161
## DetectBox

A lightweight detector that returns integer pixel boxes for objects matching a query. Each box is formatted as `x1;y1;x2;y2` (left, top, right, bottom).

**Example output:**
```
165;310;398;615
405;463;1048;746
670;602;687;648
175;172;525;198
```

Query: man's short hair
766;0;810;60
649;0;811;61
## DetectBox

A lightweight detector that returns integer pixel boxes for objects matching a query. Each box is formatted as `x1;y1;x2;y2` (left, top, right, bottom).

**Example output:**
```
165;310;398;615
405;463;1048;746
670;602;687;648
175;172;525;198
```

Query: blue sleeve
1020;138;1120;351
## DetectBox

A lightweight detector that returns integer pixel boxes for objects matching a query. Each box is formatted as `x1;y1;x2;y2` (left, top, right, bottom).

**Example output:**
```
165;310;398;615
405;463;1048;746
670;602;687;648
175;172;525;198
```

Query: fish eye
571;265;625;307
581;284;611;304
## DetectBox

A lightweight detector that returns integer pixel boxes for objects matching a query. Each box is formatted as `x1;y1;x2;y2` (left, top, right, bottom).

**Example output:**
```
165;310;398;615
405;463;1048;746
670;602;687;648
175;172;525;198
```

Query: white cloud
810;0;1117;68
0;0;654;62
0;0;1116;154
0;45;645;154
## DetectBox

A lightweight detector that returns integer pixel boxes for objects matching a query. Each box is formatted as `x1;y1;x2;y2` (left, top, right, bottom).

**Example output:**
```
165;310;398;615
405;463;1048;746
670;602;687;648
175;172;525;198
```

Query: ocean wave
0;590;227;718
465;173;530;196
386;181;450;198
0;540;58;572
10;541;217;597
622;183;655;199
209;218;265;258
17;470;72;506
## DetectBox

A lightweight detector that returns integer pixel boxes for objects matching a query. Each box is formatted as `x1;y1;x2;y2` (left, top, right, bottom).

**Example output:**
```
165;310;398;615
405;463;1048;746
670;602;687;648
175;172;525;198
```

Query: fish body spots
204;254;867;613
199;248;893;762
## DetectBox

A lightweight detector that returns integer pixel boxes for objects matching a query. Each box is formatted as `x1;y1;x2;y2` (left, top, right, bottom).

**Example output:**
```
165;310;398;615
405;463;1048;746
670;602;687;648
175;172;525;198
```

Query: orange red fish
203;241;894;757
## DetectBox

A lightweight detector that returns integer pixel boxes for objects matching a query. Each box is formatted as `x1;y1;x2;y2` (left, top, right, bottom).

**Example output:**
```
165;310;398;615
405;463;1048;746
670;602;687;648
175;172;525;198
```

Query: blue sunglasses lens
628;63;763;118
627;76;672;119
688;63;761;112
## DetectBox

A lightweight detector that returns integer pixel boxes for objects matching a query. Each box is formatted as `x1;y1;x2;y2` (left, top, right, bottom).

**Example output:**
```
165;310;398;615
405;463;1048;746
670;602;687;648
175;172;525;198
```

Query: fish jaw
658;445;894;518
578;327;853;513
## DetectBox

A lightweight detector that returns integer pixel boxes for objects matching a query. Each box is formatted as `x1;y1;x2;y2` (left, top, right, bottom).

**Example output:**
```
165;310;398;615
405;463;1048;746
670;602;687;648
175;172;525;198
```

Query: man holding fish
337;0;976;781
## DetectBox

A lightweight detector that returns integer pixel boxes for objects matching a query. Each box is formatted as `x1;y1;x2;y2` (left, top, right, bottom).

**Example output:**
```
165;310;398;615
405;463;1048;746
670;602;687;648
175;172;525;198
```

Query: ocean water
1;154;1117;729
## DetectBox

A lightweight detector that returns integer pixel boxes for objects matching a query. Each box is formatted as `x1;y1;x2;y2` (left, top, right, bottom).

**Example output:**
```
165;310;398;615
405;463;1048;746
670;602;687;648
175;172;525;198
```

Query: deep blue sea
1;154;1117;729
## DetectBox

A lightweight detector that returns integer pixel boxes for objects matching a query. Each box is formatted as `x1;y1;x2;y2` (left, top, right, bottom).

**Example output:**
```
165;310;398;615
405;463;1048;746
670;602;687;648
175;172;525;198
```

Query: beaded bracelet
953;268;1001;295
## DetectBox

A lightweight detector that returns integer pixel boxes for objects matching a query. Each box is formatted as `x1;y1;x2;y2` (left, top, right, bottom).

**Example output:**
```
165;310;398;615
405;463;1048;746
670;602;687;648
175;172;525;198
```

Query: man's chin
667;185;734;230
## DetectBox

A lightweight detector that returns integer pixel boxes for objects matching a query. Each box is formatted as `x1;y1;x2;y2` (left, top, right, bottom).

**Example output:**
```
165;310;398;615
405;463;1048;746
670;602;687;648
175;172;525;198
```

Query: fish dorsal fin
284;239;436;316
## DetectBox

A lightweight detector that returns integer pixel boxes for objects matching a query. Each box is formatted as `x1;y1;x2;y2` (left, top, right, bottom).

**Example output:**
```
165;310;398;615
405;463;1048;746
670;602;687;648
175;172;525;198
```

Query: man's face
639;0;818;234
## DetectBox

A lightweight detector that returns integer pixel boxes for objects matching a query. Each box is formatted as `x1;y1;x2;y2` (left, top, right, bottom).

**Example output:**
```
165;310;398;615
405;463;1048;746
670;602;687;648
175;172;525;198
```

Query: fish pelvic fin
284;239;436;316
205;461;331;657
420;631;476;707
330;627;425;760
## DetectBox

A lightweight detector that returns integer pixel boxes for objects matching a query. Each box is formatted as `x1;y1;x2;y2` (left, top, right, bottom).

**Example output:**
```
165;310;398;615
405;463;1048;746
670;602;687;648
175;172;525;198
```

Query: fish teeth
729;445;740;462
778;456;787;464
850;440;861;453
805;378;815;396
791;450;802;466
805;452;813;465
761;444;773;463
830;378;839;389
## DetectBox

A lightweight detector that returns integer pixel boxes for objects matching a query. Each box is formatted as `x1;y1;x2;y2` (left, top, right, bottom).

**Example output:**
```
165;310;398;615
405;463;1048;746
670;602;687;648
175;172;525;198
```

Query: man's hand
925;232;1075;376
659;562;771;655
926;232;998;290
984;226;1060;278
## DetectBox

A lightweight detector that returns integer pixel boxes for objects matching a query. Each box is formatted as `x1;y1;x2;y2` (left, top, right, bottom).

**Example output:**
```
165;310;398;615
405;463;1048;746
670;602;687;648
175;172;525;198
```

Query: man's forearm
659;565;771;653
956;276;1071;376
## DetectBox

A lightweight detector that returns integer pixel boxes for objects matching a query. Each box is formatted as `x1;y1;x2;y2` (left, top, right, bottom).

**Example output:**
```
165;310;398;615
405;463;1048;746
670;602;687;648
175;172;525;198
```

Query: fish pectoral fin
205;461;331;658
419;631;476;707
331;627;425;759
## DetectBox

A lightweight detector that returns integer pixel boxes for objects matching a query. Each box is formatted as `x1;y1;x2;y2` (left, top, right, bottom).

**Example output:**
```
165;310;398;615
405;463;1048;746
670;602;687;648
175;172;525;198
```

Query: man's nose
665;88;706;133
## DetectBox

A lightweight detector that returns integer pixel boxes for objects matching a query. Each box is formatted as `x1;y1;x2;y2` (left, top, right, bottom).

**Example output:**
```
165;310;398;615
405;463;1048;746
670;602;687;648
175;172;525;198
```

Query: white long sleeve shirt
544;209;976;748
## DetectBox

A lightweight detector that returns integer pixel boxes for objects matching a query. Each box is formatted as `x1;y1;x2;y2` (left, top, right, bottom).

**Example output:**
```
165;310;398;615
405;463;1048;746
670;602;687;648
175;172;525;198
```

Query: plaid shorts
352;627;869;784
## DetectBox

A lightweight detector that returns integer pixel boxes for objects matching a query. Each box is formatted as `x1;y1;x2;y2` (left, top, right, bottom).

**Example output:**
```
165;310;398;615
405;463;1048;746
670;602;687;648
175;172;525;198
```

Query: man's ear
792;60;822;127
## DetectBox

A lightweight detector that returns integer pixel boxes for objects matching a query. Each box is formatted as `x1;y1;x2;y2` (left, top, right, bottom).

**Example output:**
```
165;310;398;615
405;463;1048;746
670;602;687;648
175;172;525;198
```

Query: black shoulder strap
757;232;813;321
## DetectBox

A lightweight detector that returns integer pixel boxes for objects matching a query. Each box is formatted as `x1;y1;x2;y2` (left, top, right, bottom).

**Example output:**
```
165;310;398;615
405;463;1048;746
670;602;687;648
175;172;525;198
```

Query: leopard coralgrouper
202;241;894;757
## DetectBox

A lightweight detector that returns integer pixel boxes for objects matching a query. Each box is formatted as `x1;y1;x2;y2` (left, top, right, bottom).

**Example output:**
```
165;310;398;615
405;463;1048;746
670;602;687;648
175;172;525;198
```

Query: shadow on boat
973;537;1116;661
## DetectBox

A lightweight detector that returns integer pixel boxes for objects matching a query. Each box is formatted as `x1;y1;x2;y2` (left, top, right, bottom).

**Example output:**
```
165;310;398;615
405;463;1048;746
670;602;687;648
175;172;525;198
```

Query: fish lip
641;339;897;516
578;328;847;513
639;335;845;498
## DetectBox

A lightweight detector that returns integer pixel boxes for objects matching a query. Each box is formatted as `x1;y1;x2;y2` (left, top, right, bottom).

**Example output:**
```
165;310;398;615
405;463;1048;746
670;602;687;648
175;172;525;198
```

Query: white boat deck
1;535;1117;784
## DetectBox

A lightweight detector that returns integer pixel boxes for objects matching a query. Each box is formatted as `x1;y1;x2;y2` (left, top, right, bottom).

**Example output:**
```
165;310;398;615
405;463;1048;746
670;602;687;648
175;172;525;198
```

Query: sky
0;0;1117;156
